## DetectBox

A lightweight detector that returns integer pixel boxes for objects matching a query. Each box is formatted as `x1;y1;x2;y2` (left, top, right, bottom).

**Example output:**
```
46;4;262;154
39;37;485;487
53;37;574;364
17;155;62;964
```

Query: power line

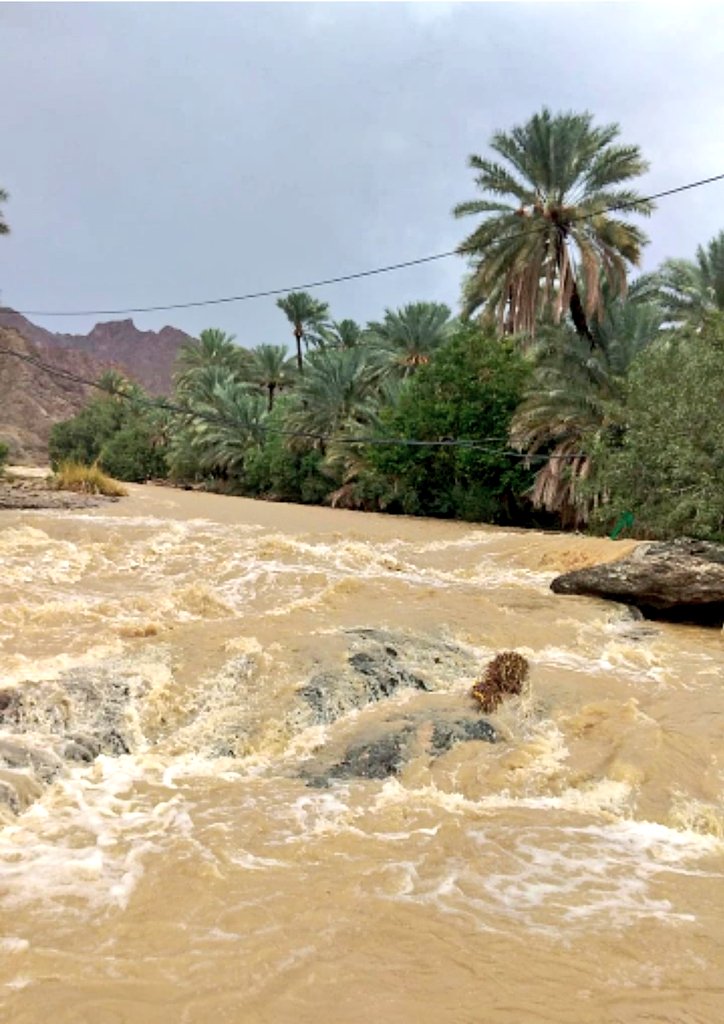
4;172;724;318
0;343;584;460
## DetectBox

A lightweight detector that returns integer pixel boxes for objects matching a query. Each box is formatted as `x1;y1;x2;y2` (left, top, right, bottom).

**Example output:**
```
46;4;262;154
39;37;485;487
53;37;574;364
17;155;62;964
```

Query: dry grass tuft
471;651;530;713
52;461;128;497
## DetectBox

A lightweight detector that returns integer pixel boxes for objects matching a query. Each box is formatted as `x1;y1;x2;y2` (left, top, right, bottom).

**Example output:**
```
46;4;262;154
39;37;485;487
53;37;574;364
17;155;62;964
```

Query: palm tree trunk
267;383;275;412
295;327;304;372
569;282;595;345
554;227;594;345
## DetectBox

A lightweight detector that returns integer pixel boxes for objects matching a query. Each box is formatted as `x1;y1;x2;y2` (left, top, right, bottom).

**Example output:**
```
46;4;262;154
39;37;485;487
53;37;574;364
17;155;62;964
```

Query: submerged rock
430;717;497;752
321;728;415;785
299;631;436;724
550;538;724;626
303;711;497;787
297;628;500;786
0;668;139;816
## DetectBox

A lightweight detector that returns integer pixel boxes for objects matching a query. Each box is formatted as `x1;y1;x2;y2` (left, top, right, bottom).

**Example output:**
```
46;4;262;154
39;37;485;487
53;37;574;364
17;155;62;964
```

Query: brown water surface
1;487;722;1023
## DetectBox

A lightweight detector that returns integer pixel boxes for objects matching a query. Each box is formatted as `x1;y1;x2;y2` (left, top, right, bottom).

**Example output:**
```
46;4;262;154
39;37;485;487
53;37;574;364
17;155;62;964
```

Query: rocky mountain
0;327;102;463
0;311;192;464
0;310;190;396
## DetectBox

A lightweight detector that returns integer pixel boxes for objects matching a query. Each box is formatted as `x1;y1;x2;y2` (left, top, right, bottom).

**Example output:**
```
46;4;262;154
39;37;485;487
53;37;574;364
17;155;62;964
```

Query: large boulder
296;629;500;787
550;538;724;626
297;628;477;725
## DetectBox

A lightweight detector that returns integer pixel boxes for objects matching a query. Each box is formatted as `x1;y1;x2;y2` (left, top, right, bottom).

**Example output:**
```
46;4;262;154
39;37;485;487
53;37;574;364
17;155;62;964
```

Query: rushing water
1;486;722;1024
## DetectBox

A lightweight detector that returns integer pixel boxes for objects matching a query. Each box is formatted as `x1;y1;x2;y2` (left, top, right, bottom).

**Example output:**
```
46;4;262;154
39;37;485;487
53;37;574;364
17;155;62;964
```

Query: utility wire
0;344;584;461
4;172;724;318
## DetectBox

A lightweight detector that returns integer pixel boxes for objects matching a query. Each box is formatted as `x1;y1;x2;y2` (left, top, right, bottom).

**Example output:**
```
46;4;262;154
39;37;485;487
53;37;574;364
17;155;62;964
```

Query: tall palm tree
317;318;365;350
174;328;249;396
247;344;297;411
636;230;724;327
510;293;663;525
0;188;9;236
453;108;653;341
276;291;330;371
366;302;455;377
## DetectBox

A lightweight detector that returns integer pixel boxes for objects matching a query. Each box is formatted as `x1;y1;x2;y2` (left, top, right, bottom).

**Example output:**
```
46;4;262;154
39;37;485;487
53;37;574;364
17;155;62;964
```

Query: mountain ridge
0;311;191;464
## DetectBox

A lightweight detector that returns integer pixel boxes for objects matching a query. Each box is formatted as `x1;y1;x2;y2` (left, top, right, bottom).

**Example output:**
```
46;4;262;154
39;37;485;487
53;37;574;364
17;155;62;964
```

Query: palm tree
285;347;381;444
453;108;653;341
247;344;297;411
366;302;455;377
168;374;267;479
318;319;365;350
0;188;9;236
97;368;140;399
174;328;248;395
510;293;663;525
195;381;268;476
636;230;724;327
276;292;330;371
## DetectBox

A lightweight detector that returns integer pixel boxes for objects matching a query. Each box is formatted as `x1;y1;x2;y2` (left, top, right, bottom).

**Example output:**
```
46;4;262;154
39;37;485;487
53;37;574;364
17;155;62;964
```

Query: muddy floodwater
1;486;722;1023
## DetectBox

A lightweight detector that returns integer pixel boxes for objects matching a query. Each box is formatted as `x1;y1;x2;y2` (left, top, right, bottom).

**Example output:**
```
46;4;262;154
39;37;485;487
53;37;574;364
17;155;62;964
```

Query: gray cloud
1;2;723;347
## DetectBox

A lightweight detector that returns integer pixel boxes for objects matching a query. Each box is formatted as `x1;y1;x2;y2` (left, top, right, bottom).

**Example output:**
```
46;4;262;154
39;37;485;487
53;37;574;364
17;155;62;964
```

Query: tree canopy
454;108;653;340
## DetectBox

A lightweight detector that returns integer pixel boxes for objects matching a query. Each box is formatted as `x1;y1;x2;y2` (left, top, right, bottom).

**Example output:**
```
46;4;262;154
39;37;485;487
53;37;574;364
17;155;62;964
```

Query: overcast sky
2;2;723;347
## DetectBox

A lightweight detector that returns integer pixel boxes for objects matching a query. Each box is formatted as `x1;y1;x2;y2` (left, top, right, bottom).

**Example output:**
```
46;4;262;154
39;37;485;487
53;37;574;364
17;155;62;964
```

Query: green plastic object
610;511;635;539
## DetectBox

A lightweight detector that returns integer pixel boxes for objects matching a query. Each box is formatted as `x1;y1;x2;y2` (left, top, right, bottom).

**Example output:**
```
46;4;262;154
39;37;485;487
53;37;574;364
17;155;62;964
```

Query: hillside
0;328;105;463
0;310;190;395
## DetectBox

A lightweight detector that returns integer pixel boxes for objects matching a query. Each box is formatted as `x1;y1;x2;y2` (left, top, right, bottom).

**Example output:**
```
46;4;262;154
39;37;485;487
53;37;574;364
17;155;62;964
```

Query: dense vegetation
49;372;166;483
45;109;724;541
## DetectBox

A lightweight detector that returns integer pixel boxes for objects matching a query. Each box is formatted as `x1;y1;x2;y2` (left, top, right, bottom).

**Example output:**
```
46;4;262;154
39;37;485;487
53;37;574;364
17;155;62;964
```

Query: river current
1;486;722;1023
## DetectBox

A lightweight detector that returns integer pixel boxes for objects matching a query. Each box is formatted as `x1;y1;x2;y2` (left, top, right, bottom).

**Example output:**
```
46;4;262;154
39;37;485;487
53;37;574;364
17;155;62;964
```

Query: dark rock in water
0;667;139;816
328;728;414;783
300;640;429;724
0;738;65;783
297;628;500;787
100;728;131;756
551;538;724;626
0;689;22;725
303;711;497;787
63;735;102;763
430;718;497;753
348;651;428;696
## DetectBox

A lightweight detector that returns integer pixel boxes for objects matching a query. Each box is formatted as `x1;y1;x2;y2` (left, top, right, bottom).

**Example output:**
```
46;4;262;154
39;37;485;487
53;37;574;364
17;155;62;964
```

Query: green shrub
100;423;167;483
50;386;168;483
360;326;533;523
590;314;724;541
49;397;126;469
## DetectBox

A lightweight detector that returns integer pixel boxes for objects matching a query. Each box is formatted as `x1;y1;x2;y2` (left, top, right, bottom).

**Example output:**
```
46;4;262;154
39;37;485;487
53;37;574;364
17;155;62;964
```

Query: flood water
1;486;722;1023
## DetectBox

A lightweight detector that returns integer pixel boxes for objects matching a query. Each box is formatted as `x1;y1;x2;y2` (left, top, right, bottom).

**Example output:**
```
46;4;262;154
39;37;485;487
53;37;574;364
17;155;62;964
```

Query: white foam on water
0;937;30;954
366;778;723;935
0;641;126;686
285;789;356;839
529;642;668;685
229;851;290;871
4;976;31;990
0;755;193;914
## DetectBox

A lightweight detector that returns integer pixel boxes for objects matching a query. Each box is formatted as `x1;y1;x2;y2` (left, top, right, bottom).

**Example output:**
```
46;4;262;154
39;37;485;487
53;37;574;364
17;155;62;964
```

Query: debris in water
471;651;530;713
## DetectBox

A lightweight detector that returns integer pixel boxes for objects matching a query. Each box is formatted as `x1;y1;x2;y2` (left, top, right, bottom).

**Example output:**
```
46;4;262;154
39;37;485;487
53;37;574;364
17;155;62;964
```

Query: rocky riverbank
551;537;724;626
0;474;121;510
